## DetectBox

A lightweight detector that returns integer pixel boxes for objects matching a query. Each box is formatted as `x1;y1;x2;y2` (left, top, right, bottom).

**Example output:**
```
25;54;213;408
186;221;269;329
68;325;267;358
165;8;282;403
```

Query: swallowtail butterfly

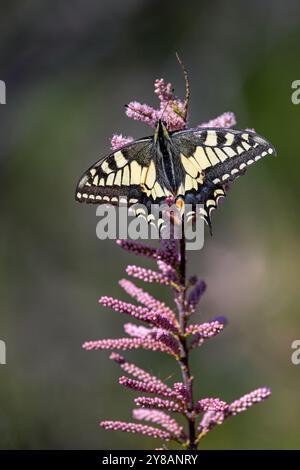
75;120;276;232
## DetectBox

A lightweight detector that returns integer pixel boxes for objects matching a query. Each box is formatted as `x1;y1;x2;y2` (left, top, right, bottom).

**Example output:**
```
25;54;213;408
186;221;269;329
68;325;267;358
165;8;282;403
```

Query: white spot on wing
223;147;236;158
114;151;128;168
181;154;199;177
242;141;251;151
225;132;234;146
215;147;228;162
101;161;112;174
205;147;219;165
194;146;211;169
130;161;142;185
205;131;217;146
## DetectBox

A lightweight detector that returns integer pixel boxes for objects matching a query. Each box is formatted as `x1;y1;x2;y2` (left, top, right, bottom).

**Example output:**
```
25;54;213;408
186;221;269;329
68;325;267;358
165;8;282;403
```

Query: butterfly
75;119;276;232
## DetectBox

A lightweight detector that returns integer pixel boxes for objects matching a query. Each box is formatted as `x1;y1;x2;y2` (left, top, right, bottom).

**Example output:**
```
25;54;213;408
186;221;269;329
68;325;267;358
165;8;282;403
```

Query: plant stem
178;232;197;450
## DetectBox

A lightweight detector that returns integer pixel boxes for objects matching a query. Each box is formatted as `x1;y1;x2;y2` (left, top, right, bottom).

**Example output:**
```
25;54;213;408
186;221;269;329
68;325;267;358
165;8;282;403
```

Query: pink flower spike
228;387;271;416
188;280;206;311
119;279;178;328
82;337;177;356
156;261;178;286
163;104;187;131
154;78;175;103
197;387;271;437
100;420;171;441
188;320;224;349
109;353;173;392
119;376;177;399
117;239;179;268
99;296;178;332
135;397;185;413
186;321;224;338
117;239;160;259
110;134;134;151
197;410;225;434
124;322;160;339
126;265;175;287
173;383;191;404
125;101;159;127
199;111;236;129
159;238;179;268
155;332;180;358
196;398;228;413
133;409;185;440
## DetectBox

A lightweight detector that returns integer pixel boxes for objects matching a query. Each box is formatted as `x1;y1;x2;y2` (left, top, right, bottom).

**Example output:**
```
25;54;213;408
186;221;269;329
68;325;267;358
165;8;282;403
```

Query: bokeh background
0;0;299;450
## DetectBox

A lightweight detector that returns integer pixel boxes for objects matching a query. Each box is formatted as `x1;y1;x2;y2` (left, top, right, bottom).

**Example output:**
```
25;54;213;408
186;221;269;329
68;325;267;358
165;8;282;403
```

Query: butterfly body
76;120;276;228
153;120;185;195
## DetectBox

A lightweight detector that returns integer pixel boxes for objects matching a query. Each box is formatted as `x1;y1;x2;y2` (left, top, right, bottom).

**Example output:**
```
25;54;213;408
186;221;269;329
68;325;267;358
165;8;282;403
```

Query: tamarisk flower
83;337;176;356
228;387;271;415
197;387;271;437
109;353;173;393
111;75;238;148
126;265;176;287
117;239;179;268
83;238;271;448
119;376;177;399
123;323;161;339
125;78;186;132
173;383;191;404
187;280;206;311
132;409;186;440
84;73;271;449
110;134;134;151
99;296;178;333
187;320;224;350
196;398;229;413
155;331;180;357
119;279;178;327
186;320;224;337
134;397;185;413
100;420;171;441
198;111;236;129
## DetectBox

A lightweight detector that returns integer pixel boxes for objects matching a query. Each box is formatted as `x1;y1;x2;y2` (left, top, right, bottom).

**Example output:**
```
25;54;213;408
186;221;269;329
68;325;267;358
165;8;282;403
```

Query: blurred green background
0;0;299;450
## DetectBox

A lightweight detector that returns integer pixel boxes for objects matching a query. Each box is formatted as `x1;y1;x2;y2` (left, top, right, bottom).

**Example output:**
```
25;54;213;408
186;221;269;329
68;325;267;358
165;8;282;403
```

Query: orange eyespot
175;198;185;212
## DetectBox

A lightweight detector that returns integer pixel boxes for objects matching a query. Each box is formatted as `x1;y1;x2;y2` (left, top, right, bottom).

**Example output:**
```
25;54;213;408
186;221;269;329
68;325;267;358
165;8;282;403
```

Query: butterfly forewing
76;138;155;205
172;127;276;187
171;127;276;229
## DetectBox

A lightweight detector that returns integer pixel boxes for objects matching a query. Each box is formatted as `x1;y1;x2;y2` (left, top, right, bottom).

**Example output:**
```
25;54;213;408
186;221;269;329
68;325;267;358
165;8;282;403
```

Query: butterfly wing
76;138;158;207
172;127;276;229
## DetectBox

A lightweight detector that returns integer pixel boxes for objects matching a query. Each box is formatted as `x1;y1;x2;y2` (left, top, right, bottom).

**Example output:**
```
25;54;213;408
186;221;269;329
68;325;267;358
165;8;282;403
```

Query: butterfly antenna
176;52;190;123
